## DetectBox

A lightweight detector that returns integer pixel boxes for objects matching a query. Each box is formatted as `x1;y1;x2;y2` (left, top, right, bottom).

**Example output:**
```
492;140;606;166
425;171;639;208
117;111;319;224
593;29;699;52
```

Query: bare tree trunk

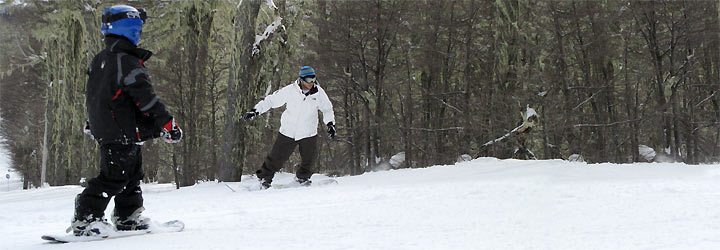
460;0;478;156
623;32;640;162
549;2;578;157
403;47;414;168
638;3;672;152
172;150;180;190
41;96;48;186
219;0;262;181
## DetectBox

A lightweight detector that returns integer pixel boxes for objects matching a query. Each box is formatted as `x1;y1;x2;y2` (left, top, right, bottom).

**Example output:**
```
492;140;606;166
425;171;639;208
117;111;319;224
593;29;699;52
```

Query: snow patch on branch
84;3;95;12
264;0;278;10
525;106;537;121
482;105;539;147
11;0;28;7
482;124;523;147
264;81;272;97
252;17;282;56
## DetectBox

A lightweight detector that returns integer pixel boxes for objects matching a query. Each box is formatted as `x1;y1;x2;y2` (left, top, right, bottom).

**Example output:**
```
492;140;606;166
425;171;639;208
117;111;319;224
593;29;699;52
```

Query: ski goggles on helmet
102;8;147;24
302;76;316;83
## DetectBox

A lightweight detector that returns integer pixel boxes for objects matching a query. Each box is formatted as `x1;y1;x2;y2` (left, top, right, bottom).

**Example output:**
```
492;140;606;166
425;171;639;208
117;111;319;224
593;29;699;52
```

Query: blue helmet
101;5;147;45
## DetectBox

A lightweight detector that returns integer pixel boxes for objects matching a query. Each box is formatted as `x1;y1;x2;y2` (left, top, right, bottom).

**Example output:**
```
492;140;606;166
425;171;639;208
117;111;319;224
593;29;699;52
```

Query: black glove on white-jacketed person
242;109;258;121
327;122;336;139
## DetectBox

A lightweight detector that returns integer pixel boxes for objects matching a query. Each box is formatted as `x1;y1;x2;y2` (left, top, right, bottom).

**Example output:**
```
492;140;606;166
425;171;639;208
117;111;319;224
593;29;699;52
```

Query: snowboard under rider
243;66;336;189
72;5;183;236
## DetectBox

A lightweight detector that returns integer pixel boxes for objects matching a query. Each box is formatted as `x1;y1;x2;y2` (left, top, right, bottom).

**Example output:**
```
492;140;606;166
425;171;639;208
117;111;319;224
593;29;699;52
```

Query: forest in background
0;0;718;189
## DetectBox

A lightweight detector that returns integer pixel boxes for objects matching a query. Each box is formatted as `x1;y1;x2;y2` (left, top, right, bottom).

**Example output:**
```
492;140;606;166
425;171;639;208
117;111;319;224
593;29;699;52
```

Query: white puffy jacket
254;81;335;140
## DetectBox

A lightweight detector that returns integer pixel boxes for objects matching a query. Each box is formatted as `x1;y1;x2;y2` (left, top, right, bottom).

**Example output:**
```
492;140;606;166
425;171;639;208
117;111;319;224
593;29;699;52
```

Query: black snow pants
74;143;144;222
256;133;317;183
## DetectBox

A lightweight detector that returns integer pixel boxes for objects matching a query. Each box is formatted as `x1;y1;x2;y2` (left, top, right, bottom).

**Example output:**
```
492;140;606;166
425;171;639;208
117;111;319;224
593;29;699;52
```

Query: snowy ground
1;158;720;250
0;119;23;192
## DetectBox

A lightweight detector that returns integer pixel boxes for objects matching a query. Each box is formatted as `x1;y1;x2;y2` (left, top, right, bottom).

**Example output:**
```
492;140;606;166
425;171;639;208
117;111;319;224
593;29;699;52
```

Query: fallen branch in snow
479;105;539;160
482;124;524;147
482;105;538;147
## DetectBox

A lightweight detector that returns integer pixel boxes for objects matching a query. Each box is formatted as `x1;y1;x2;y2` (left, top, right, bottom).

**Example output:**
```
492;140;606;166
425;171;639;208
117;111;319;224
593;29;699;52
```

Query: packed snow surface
2;158;720;250
0;124;22;191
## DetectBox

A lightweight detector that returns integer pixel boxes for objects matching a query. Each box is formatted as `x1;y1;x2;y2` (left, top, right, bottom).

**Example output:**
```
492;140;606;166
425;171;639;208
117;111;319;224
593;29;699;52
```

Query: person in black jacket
70;5;182;236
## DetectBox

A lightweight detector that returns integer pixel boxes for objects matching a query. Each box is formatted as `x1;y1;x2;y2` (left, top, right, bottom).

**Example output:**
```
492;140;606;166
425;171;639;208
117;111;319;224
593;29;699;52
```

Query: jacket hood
105;35;153;61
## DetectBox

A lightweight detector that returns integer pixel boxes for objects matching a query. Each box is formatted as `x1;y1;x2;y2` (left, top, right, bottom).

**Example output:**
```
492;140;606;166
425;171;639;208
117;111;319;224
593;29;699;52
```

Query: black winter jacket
86;36;172;145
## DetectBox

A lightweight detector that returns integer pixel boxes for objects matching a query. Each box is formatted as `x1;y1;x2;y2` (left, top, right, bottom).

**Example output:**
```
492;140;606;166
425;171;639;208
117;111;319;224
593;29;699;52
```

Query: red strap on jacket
111;89;122;101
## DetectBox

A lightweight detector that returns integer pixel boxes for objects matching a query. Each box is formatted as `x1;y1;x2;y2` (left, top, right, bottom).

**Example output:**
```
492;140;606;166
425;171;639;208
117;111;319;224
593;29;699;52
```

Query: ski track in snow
1;158;720;249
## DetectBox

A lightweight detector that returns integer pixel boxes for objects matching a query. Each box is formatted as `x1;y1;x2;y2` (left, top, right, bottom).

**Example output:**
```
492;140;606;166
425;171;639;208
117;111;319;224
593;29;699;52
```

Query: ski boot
297;178;312;187
256;175;272;189
112;207;150;231
260;179;272;189
68;217;113;236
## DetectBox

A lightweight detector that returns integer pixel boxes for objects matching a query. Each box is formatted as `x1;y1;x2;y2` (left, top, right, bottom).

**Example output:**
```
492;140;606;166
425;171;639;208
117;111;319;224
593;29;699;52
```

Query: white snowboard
272;178;338;189
41;220;184;243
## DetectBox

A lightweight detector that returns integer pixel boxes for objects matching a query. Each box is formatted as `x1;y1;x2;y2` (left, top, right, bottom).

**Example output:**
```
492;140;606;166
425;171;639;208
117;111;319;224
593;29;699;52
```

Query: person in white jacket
243;66;336;188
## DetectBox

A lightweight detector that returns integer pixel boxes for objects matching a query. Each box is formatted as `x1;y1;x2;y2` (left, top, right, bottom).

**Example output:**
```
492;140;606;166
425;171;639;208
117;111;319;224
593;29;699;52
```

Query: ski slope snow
0;124;22;192
1;158;720;250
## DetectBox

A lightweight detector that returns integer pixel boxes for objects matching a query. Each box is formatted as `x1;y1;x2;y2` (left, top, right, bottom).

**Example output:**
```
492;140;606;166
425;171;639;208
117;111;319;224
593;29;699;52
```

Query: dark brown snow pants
256;133;317;183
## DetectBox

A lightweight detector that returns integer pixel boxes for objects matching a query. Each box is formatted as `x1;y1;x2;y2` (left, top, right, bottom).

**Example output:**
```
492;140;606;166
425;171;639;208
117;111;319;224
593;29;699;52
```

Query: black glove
162;118;183;143
327;122;336;139
242;109;258;121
